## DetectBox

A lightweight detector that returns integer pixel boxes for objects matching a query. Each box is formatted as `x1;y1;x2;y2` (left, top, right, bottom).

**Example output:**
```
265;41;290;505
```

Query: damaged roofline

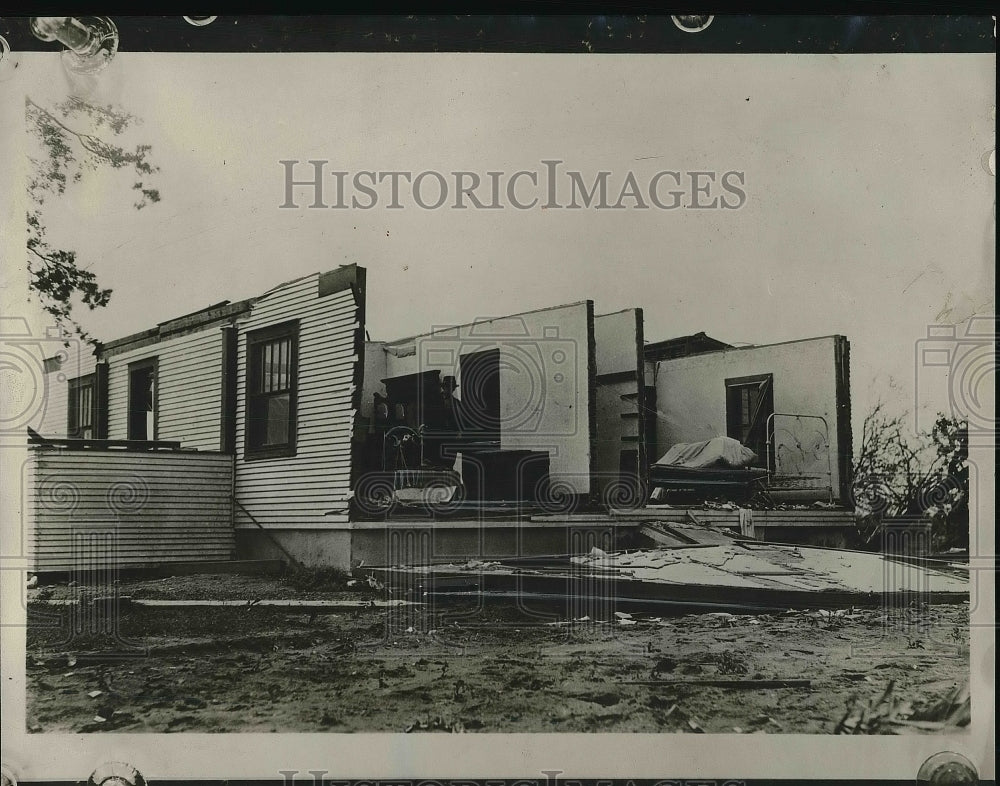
99;298;256;358
85;264;364;359
375;299;593;348
653;333;850;361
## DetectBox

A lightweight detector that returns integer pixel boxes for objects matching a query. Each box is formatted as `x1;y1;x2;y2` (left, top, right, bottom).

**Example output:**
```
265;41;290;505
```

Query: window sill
244;445;297;461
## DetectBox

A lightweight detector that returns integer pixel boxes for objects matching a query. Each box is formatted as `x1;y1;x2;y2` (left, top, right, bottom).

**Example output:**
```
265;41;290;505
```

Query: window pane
283;338;291;387
277;339;286;391
282;338;291;387
79;385;93;428
264;394;290;445
248;396;266;444
249;394;291;447
255;337;293;395
248;328;296;451
263;342;272;392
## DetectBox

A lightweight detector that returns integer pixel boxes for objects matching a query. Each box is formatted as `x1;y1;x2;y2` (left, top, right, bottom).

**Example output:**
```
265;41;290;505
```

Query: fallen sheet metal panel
372;522;968;614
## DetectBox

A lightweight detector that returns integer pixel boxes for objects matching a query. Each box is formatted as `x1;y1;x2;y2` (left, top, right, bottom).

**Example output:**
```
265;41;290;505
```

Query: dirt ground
25;572;970;734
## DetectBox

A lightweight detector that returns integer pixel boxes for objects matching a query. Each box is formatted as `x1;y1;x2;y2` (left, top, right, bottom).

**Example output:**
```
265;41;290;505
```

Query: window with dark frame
725;373;774;469
246;322;298;458
67;374;95;439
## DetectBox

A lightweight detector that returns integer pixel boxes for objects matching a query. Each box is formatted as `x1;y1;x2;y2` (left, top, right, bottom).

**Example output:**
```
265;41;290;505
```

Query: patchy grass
283;565;354;592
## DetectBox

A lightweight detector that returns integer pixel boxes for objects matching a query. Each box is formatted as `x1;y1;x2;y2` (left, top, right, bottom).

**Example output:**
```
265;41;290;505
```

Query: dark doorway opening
128;360;157;441
457;348;501;444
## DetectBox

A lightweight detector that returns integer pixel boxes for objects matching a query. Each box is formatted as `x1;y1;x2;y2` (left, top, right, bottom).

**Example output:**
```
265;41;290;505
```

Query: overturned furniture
372;522;969;615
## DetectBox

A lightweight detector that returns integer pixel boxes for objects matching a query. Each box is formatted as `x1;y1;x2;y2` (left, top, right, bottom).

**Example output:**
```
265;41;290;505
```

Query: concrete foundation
236;528;354;570
235;508;859;570
236;520;622;570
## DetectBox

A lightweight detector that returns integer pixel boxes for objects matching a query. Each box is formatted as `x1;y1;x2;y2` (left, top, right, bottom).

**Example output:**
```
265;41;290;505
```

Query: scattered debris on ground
25;571;971;734
835;679;971;734
373;522;969;614
27;570;381;603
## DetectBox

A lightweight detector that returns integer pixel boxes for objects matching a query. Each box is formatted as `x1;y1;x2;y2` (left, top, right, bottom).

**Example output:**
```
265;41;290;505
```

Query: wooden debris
630;678;811;688
835;679;970;734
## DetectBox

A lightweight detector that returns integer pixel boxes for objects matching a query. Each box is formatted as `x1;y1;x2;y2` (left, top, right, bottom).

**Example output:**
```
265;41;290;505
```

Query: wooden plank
628;679;811;689
36;451;230;465
129;598;412;609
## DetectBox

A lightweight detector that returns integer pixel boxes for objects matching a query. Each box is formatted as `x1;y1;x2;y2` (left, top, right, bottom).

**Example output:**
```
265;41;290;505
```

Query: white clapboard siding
106;327;224;450
27;448;234;572
37;348;98;437
234;274;359;529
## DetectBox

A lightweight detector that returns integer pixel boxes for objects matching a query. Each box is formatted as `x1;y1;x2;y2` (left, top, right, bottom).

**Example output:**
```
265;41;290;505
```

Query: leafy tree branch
852;400;968;549
25;95;161;343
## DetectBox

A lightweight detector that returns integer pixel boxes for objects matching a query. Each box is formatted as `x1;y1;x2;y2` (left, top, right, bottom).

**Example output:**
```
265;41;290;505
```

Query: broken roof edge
652;333;850;363
595;307;641;318
93;264;365;357
645;330;730;347
99;298;256;357
379;299;594;348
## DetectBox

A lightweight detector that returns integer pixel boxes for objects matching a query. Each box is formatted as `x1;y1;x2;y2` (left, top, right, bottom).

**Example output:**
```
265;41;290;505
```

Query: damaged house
28;264;856;573
644;332;853;506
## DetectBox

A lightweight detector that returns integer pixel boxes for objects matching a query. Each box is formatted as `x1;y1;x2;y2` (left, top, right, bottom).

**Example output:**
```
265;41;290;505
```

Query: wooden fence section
27;447;234;572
